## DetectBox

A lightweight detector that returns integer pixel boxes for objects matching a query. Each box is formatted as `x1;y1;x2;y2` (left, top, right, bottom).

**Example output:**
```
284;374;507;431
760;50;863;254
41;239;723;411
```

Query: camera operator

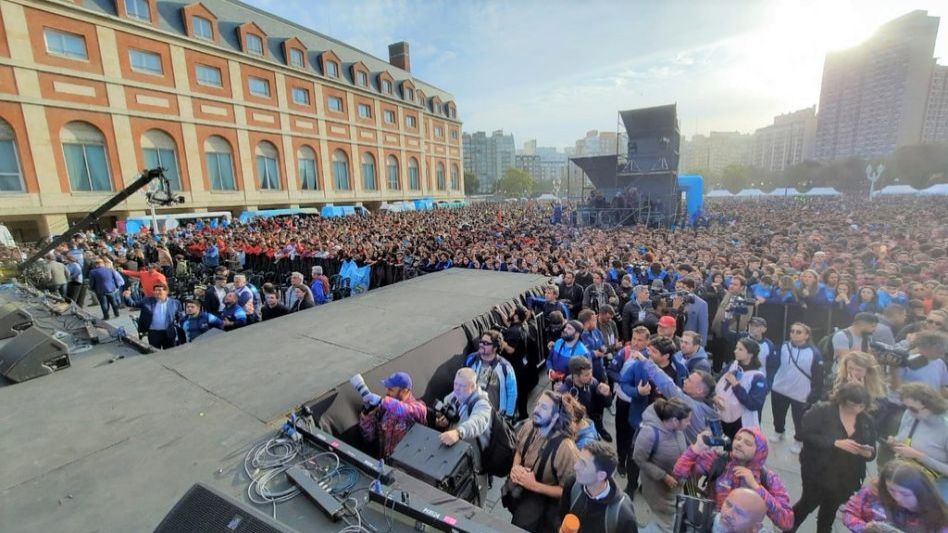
671;278;708;341
433;368;492;505
621;285;656;340
583;269;619;313
711;276;753;372
672;427;794;532
352;372;427;458
887;331;948;398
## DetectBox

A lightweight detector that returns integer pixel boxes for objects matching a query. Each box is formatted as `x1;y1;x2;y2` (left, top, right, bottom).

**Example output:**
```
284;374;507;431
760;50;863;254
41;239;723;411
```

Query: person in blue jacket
546;320;590;383
219;292;248;331
88;258;124;320
464;330;518;419
526;284;570;320
122;282;183;349
179;299;223;342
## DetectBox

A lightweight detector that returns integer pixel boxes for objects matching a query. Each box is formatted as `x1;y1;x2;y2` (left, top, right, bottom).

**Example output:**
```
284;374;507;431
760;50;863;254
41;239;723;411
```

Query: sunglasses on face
479;340;492;346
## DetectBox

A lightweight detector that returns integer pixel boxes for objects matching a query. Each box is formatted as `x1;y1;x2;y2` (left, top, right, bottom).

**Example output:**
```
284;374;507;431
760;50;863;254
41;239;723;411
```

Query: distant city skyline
244;0;948;149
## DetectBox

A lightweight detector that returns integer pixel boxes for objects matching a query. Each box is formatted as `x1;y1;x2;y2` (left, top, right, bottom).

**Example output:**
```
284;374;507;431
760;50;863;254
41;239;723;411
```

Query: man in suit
123;282;183;349
673;277;708;341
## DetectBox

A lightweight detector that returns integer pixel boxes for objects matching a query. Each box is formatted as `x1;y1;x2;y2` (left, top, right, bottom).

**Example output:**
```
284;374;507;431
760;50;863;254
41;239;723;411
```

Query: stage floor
0;270;546;532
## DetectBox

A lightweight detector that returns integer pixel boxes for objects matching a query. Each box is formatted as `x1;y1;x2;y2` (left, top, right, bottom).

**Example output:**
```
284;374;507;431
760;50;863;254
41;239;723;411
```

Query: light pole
866;163;884;200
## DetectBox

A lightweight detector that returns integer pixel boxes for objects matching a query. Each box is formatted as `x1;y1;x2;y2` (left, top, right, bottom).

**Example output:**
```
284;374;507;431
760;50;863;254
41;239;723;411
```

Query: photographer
672;278;709;342
433;368;492;505
583;269;619;313
353;372;427;458
672;427;794;532
710;275;753;372
887;331;948;395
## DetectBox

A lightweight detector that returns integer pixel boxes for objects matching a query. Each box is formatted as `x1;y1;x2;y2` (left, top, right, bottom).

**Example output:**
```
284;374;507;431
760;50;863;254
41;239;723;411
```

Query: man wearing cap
657;315;681;351
358;371;428;458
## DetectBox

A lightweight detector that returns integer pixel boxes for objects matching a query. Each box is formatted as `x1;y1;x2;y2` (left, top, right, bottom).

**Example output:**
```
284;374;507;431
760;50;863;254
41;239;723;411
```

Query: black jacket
620;299;656;340
558;477;637;533
799;401;877;494
558;282;584;315
203;290;223;316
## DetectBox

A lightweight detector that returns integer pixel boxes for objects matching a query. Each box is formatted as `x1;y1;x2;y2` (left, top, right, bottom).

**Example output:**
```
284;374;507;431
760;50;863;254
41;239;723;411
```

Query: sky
244;0;948;150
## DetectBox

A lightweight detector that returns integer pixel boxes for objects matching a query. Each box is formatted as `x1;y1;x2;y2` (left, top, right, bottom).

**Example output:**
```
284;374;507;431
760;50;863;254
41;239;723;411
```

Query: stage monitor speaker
0;326;70;383
154;483;298;533
0;303;33;340
389;424;478;504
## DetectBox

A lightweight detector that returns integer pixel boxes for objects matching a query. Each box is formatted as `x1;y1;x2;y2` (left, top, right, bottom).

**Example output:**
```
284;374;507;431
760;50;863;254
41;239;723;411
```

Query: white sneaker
768;432;786;443
789;441;802;454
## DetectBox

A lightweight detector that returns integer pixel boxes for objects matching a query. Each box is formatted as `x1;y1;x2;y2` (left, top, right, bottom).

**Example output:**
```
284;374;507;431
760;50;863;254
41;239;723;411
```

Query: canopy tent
320;205;368;218
705;189;733;198
876;185;922;196
919;183;948;195
238;208;319;223
804;187;841;196
735;188;767;197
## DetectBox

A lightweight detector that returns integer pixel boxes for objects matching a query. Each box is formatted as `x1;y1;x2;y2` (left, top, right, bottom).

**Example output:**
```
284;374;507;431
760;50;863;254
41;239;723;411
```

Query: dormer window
356;71;367;87
192;16;213;40
382;80;392;94
326;61;338;78
406;88;414;101
126;0;151;22
290;48;304;68
245;34;263;55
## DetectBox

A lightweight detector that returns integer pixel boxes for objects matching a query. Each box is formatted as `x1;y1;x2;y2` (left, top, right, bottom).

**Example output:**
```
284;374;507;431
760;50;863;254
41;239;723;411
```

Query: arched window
386;155;399;190
204;135;236;191
332;149;350;190
255;141;281;190
141;129;181;190
408;157;419;190
450;164;460;190
297;145;318;190
0;120;25;192
436;162;446;190
61;122;112;192
362;152;376;190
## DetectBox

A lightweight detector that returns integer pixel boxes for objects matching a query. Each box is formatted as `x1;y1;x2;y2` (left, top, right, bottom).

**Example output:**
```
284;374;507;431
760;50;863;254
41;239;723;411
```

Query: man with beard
465;330;518;419
506;390;580;532
559;271;584;317
547;320;591;385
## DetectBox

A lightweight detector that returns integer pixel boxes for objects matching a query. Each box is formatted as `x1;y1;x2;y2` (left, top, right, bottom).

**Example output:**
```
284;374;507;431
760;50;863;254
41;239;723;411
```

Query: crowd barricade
753;302;852;346
234;253;406;293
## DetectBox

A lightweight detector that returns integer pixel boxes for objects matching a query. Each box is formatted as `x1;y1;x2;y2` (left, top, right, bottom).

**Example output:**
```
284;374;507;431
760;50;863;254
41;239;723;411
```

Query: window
298;146;318;190
382;80;392;94
357;104;372;118
204;136;236;191
248;77;270;97
192;16;213;40
408;157;419;190
61;122;112;192
434;126;444;138
362;152;376;190
292;87;310;105
196;64;222;87
129;49;162;75
245;34;263;55
126;0;151;22
450;164;459;190
255;141;281;190
290;49;304;68
386;155;399;190
434;103;442;115
405;115;416;128
406;88;414;101
450;130;459;140
332;149;350;190
356;71;367;87
0;121;25;192
325;61;338;78
328;96;343;112
141;130;181;190
383;110;395;124
44;29;88;60
436;162;446;190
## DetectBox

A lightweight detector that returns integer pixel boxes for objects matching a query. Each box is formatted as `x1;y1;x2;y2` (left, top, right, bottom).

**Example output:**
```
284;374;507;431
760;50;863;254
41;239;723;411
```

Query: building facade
814;10;940;161
462;129;514;193
680;131;752;177
751;106;817;172
0;0;463;239
514;154;541;180
922;64;948;145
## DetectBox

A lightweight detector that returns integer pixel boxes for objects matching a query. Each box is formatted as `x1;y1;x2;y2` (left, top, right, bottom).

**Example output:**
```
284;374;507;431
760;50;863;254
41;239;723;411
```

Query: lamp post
866;163;884;200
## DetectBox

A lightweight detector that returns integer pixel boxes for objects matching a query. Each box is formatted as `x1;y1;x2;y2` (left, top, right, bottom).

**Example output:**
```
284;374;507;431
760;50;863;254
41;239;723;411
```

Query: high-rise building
463;129;515;193
0;0;462;239
814;10;940;161
680;131;752;177
521;139;537;156
751;107;818;172
573;130;625;156
535;146;568;182
514;154;541;180
923;65;948;145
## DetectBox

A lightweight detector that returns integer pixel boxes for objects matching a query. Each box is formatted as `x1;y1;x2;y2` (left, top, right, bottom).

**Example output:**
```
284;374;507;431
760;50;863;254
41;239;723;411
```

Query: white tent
876;185;921;196
735;188;767;197
767;187;796;196
806;187;842;196
919;183;948;195
705;189;733;197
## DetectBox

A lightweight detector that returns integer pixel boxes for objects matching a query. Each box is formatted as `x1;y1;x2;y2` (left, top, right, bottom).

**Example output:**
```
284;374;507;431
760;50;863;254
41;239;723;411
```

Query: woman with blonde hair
834;351;887;401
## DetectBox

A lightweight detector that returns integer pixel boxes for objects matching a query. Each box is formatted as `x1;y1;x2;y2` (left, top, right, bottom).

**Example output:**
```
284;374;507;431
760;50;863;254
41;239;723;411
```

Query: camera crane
18;167;184;276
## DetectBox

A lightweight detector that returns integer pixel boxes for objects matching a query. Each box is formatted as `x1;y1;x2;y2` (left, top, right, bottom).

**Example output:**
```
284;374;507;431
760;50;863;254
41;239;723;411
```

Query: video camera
433;399;461;426
702;419;731;450
652;289;695;307
726;295;751;316
869;341;929;370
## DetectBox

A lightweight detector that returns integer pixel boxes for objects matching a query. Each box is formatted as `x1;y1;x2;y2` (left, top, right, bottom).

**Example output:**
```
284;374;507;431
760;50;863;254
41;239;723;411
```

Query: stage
0;269;546;532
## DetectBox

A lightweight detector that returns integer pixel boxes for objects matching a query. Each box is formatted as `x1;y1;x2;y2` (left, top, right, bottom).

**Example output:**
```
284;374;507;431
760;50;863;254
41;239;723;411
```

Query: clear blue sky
245;0;948;149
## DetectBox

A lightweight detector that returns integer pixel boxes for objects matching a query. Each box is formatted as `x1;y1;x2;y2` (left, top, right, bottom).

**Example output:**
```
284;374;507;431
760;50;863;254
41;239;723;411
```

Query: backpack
569;479;628;533
817;329;852;395
464;394;516;478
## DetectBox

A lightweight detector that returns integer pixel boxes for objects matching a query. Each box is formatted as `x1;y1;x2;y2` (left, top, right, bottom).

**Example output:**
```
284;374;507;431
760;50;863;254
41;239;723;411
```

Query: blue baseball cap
381;372;412;390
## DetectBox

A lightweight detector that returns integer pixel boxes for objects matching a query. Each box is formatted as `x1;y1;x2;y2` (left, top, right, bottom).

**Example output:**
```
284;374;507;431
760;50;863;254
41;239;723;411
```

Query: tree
882;143;948;188
463;172;479;195
495;168;534;197
720;164;755;193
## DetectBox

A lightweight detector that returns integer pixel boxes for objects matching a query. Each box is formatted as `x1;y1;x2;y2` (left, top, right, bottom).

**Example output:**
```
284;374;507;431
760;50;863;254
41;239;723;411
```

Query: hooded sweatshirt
557;477;639;533
673;427;795;532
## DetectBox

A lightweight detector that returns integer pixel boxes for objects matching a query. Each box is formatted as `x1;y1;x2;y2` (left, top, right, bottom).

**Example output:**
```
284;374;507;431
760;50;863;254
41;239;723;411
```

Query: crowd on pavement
20;195;948;532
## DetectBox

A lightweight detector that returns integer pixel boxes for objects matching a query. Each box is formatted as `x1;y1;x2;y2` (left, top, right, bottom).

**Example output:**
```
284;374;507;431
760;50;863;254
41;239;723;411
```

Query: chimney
388;41;410;72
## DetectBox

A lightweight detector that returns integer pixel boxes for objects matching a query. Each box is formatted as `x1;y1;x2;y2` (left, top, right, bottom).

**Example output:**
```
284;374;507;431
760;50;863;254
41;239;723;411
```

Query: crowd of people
19;195;948;532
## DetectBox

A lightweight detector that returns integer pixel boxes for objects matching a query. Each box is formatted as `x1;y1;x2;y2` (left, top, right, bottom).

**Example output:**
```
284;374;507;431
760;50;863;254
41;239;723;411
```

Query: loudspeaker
154;483;298;533
0;326;70;383
0;303;33;340
389;424;478;504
